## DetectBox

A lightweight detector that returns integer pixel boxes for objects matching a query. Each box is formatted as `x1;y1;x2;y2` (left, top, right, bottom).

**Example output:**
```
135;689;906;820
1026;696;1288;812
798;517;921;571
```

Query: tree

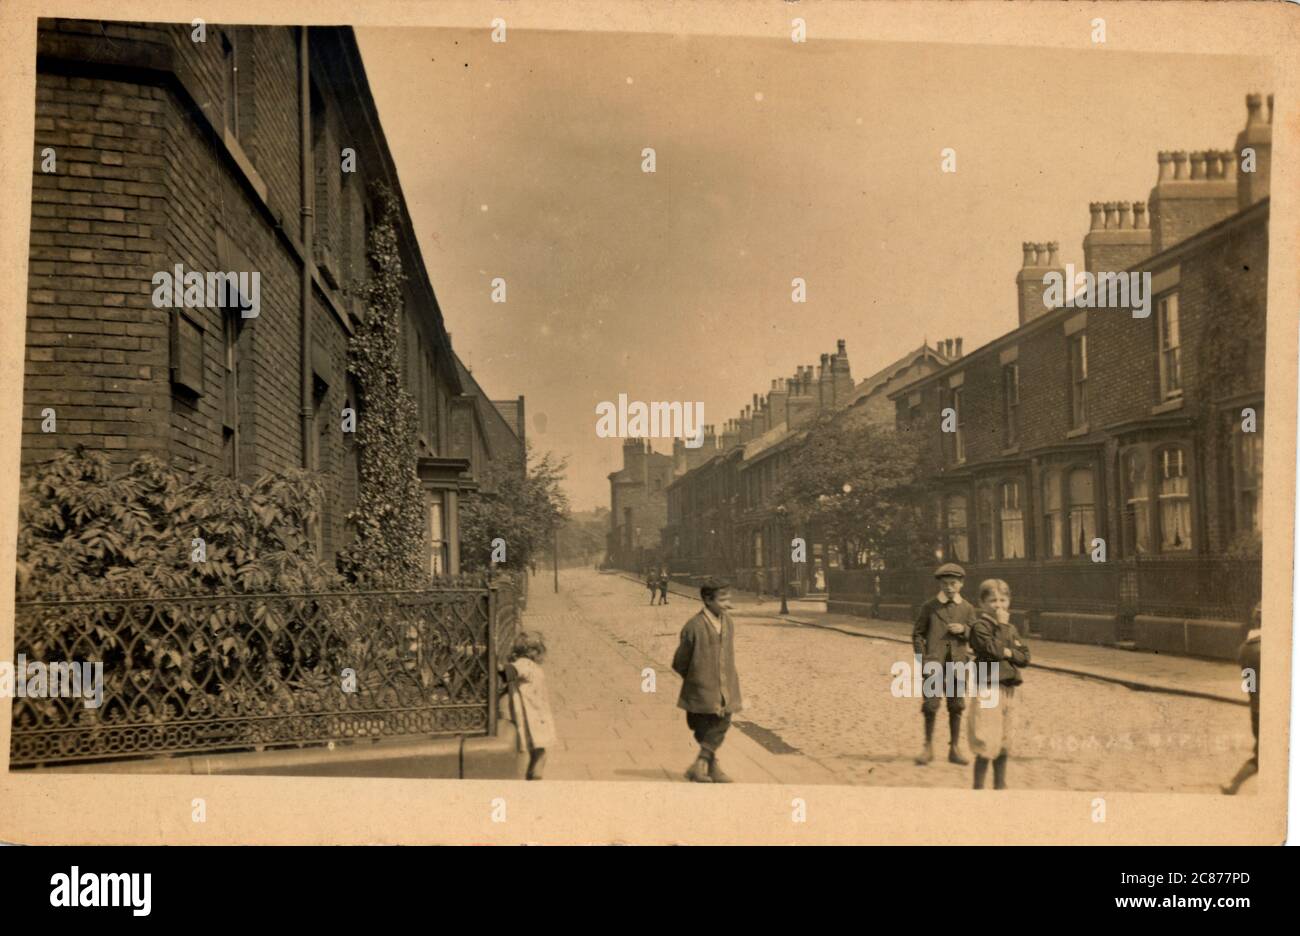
775;411;932;570
459;444;570;573
556;509;609;566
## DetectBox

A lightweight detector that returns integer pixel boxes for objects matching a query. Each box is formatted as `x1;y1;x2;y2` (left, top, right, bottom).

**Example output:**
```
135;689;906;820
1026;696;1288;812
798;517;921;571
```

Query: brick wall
25;72;170;469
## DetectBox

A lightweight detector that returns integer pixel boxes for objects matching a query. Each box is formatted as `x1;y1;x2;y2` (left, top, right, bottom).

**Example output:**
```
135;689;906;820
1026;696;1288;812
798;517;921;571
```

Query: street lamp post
776;505;789;616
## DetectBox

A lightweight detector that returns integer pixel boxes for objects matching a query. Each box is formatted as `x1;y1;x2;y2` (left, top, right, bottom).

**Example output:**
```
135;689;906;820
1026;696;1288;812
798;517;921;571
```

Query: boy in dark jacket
672;578;743;783
657;569;670;605
912;563;978;766
966;578;1030;789
1222;602;1261;795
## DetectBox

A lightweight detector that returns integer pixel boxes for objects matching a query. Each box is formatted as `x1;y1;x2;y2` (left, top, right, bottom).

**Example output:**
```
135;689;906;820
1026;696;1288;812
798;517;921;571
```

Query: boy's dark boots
707;754;733;784
993;752;1008;789
685;756;713;783
973;756;989;789
916;711;937;765
947;712;969;765
1221;757;1258;795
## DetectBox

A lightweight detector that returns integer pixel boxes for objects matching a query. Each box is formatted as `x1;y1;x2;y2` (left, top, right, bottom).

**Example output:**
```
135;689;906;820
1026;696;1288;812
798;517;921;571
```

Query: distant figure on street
912;562;976;766
657;568;670;605
672;578;743;783
501;630;556;780
1222;601;1262;795
646;569;658;604
966;578;1030;790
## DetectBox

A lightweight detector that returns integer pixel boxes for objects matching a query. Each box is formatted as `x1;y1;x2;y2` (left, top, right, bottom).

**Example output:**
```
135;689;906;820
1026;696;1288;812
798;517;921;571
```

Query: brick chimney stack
751;392;767;436
768;378;789;430
721;419;741;451
832;339;853;404
1146;94;1260;254
1016;241;1064;327
817;353;833;411
787;369;816;429
738;405;754;443
1235;92;1272;209
1083;198;1152;275
623;436;645;479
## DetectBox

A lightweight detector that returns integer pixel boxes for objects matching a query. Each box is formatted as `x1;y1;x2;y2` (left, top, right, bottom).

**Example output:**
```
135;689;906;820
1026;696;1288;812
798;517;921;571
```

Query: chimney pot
1206;150;1223;180
1220;149;1236;180
1132;201;1148;229
1103;202;1118;229
1172;151;1188;180
1189;151;1206;180
955;337;963;357
1157;151;1172;181
1116;201;1132;229
1246;92;1263;126
1267;93;1274;124
945;338;953;358
1033;242;1048;266
1088;202;1104;231
1021;242;1037;267
837;338;847;355
1047;241;1060;266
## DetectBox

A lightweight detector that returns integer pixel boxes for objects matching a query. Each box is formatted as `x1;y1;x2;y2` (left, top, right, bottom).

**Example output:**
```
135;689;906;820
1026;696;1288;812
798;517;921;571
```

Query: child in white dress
502;631;556;780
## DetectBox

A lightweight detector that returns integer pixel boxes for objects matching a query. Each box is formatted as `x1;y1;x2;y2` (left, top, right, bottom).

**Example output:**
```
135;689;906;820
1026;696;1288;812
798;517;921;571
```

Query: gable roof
453;353;522;461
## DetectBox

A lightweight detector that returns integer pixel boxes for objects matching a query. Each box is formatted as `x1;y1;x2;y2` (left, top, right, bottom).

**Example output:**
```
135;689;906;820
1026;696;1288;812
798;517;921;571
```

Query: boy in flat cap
912;562;977;766
672;578;743;783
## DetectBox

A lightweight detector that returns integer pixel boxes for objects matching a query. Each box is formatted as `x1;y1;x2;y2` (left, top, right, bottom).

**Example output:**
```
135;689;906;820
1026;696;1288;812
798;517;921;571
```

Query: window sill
1001;445;1020;457
1066;425;1089;439
1150;397;1184;415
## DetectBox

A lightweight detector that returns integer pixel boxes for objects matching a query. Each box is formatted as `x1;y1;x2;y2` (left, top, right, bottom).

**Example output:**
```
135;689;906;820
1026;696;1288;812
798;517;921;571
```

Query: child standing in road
672;578;743;783
966;579;1030;790
657;569;671;605
912;562;978;766
1222;601;1261;795
502;630;556;780
646;569;658;604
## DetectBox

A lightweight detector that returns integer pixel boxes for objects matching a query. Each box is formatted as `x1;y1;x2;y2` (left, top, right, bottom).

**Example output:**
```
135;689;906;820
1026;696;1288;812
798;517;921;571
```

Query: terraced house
24;19;521;575
838;94;1271;661
663;339;956;593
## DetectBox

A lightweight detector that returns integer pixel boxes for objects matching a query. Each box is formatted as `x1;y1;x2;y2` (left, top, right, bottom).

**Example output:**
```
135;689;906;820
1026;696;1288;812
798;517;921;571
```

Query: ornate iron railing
10;586;502;767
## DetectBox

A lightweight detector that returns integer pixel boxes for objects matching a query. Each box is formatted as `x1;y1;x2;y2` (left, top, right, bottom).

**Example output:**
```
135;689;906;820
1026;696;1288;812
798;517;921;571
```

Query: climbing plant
337;184;426;589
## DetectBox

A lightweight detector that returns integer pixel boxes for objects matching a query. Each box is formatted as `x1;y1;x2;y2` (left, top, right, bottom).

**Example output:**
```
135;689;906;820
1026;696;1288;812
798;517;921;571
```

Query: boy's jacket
967;612;1030;685
672;610;743;715
912;596;978;663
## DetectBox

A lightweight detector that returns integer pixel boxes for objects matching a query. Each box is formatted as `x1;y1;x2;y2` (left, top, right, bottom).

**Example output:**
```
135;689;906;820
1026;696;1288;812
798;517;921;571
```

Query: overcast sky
355;27;1268;510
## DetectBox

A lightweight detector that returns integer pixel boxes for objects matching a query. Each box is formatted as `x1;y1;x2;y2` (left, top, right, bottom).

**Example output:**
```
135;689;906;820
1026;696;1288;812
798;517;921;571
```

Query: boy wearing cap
912;562;977;766
672;578;744;783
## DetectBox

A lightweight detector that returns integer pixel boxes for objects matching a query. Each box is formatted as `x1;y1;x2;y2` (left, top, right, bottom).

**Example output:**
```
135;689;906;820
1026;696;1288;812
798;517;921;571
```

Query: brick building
606;438;675;572
23;20;520;576
839;94;1271;659
663;338;956;592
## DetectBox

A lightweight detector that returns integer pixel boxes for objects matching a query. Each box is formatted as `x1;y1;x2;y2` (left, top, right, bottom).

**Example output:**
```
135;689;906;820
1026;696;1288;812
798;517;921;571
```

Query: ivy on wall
337;185;426;589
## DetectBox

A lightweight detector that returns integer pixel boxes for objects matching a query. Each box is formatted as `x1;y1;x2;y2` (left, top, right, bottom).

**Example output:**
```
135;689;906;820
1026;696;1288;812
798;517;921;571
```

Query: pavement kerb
613;571;1245;707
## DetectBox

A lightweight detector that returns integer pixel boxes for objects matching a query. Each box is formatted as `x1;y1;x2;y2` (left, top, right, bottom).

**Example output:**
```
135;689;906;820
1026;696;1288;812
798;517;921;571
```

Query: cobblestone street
525;569;1257;793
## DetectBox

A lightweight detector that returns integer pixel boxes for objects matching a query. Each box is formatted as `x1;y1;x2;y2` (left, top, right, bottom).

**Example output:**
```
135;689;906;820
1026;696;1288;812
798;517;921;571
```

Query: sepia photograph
0;0;1295;850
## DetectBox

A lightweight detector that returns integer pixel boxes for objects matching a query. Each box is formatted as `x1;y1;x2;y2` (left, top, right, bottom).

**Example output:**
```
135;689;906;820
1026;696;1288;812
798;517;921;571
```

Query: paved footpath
537;570;1256;793
521;573;842;784
630;573;1247;706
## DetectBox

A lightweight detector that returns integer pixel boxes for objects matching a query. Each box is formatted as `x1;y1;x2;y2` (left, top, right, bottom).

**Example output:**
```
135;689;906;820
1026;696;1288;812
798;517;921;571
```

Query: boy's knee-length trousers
686;712;732;754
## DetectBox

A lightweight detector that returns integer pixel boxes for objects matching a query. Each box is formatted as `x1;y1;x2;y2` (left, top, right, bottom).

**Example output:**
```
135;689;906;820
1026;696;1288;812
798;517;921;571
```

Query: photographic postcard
0;0;1295;846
